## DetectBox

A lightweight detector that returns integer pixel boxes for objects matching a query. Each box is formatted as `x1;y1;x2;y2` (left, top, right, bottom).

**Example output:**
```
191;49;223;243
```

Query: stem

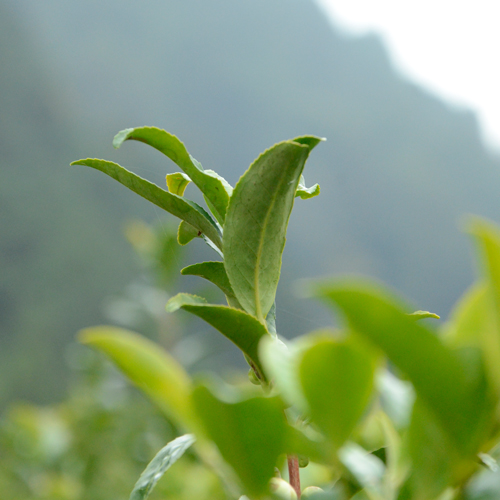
287;454;301;498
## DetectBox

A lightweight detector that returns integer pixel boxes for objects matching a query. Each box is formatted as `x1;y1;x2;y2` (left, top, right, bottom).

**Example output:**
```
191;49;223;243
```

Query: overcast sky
315;0;500;151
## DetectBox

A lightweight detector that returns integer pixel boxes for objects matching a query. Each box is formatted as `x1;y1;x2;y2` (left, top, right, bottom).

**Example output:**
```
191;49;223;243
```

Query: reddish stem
287;454;301;498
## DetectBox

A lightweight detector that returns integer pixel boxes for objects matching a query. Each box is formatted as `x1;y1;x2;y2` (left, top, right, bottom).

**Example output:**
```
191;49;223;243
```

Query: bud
248;367;261;385
269;478;298;500
301;486;324;498
298;454;309;468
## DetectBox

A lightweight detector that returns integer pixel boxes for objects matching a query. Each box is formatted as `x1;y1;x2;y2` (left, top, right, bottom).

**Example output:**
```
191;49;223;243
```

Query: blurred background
3;2;500;491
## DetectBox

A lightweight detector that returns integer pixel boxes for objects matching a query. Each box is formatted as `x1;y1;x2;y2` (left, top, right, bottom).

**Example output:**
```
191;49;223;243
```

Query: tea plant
73;127;500;500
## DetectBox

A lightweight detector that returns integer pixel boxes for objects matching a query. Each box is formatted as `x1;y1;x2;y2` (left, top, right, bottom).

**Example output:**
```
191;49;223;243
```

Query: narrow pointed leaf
166;293;269;380
71;159;222;250
181;261;235;298
192;383;288;497
166;172;191;196
129;434;196;500
312;280;494;454
299;338;376;448
224;138;320;321
408;310;440;320
78;326;197;431
113;127;232;223
296;175;320;199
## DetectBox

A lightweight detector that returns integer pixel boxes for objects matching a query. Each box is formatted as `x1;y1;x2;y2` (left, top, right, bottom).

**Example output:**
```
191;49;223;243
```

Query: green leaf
181;261;235;299
467;217;500;394
78;326;197;431
71;158;222;251
191;383;288;497
166;172;191;196
177;220;200;245
129;434;196;500
311;280;494;455
407;310;440;320
166;293;269;381
299;338;376;449
296;175;320;199
223;138;321;321
113;127;232;223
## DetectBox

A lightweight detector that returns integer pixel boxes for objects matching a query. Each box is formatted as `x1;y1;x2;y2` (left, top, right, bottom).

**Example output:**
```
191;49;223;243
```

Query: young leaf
299;338;376;449
296;175;320;200
166;293;270;381
113;127;232;223
177;220;201;245
311;280;494;455
191;383;288;498
223;138;321;321
129;434;196;500
78;326;197;431
166;172;191;196
407;310;440;320
71;159;222;251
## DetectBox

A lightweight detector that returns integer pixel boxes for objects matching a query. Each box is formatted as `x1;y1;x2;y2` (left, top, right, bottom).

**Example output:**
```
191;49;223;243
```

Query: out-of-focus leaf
296;175;320;199
177;220;200;245
407;310;440;320
339;443;385;500
191;383;288;498
376;370;415;430
113;127;232;223
166;293;269;381
299;338;376;449
311;280;494;456
71;159;222;251
166;172;191;196
223;138;321;322
467;217;500;394
78;327;197;431
129;434;196;500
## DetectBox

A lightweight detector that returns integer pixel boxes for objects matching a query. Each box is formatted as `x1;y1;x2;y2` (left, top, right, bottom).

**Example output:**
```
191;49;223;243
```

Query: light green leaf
166;172;191;196
296;175;320;199
113;127;232;223
177;220;200;245
191;383;288;498
181;261;235;299
408;310;440;320
78;327;197;431
71;159;222;251
467;217;500;394
223;138;321;321
129;434;196;500
166;293;269;381
299;338;376;449
339;443;385;500
311;280;494;455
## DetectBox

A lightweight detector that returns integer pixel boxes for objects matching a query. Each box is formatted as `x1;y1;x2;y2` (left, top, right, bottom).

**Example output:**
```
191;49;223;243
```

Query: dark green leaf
71;158;222;251
129;434;195;500
166;293;269;381
191;383;288;497
223;138;321;321
181;261;235;298
113;127;232;223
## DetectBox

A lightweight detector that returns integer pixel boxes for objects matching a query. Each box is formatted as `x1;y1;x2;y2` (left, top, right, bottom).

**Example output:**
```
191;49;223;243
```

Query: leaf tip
113;127;134;149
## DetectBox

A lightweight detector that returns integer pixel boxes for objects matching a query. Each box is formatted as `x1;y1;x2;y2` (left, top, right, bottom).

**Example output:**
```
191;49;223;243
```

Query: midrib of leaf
254;172;289;322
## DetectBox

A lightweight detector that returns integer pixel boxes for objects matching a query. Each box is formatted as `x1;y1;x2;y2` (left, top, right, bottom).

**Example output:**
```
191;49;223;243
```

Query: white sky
315;0;500;150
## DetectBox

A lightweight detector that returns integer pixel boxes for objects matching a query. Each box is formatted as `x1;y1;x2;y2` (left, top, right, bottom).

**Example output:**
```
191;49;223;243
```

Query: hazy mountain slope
4;0;500;403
